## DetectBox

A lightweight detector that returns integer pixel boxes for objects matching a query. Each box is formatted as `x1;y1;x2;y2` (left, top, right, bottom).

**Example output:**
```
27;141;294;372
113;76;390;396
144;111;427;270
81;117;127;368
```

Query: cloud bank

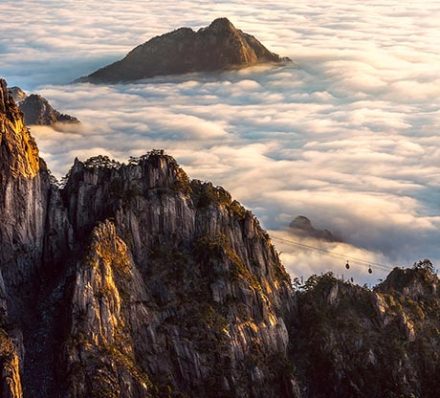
1;0;439;282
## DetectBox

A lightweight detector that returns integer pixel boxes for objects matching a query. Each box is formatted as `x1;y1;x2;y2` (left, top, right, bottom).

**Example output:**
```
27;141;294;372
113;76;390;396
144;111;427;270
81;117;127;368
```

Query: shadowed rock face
8;87;79;126
1;77;440;398
289;216;342;242
291;267;440;398
80;17;291;83
19;95;79;126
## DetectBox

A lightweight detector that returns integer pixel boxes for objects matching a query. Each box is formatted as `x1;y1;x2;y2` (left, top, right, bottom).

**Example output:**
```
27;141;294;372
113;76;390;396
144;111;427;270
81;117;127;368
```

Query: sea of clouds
1;0;439;284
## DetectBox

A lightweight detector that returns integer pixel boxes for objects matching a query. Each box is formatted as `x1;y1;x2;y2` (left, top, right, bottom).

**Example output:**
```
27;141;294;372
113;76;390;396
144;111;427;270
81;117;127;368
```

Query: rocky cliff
9;87;79;126
291;263;440;398
0;78;51;398
0;77;440;398
58;153;295;397
80;18;290;83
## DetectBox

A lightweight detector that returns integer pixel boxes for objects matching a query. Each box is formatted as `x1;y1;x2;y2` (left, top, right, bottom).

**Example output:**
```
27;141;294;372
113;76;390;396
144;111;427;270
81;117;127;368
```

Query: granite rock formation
79;18;290;83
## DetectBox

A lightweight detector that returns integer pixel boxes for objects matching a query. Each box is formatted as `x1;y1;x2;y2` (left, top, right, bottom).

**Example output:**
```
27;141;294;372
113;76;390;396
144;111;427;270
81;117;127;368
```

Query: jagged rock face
63;221;151;398
18;94;79;126
60;155;295;397
0;331;23;398
290;269;440;398
0;79;51;292
0;79;51;398
80;17;290;83
0;81;41;178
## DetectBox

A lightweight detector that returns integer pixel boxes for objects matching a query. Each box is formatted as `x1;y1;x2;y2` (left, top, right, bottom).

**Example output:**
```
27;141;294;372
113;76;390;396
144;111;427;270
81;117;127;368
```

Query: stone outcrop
1;77;440;398
8;87;79;126
79;18;290;83
59;153;295;397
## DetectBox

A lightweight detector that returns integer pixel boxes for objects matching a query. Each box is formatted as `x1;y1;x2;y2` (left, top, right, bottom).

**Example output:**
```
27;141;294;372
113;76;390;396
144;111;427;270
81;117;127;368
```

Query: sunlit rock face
80;17;290;83
0;78;51;297
0;332;23;398
0;79;54;398
0;81;41;178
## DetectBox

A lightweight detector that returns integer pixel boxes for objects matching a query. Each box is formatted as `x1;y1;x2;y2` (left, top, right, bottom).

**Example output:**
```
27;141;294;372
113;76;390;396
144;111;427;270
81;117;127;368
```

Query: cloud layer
1;0;439;282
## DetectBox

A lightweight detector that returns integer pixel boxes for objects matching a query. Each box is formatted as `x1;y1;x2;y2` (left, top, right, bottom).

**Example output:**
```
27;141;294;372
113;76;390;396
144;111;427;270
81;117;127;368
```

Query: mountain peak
289;215;342;242
7;85;79;126
377;262;438;298
19;93;79;126
80;18;290;83
0;79;41;178
206;17;236;32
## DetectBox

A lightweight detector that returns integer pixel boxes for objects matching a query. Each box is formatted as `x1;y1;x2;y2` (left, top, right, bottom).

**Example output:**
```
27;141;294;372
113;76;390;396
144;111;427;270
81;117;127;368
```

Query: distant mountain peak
19;93;79;126
79;18;291;83
7;85;79;126
289;215;342;242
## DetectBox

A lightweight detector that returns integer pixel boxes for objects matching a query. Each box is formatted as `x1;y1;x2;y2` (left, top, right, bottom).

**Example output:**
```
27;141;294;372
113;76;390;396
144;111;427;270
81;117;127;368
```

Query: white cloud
2;0;440;282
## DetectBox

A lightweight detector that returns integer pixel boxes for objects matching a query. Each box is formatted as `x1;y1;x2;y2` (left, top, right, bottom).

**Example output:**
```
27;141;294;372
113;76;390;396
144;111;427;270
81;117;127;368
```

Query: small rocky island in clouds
289;215;342;242
9;86;79;126
79;17;290;83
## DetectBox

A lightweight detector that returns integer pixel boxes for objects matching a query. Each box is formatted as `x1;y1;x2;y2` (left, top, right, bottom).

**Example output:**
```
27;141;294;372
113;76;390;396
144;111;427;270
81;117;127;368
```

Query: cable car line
270;235;393;273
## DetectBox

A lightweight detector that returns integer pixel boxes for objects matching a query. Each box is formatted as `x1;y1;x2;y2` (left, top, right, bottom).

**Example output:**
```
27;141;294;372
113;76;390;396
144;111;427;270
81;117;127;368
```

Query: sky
1;0;439;284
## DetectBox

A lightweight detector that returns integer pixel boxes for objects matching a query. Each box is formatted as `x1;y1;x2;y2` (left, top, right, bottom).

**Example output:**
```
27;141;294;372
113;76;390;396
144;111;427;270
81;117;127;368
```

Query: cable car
345;261;350;270
368;266;373;274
